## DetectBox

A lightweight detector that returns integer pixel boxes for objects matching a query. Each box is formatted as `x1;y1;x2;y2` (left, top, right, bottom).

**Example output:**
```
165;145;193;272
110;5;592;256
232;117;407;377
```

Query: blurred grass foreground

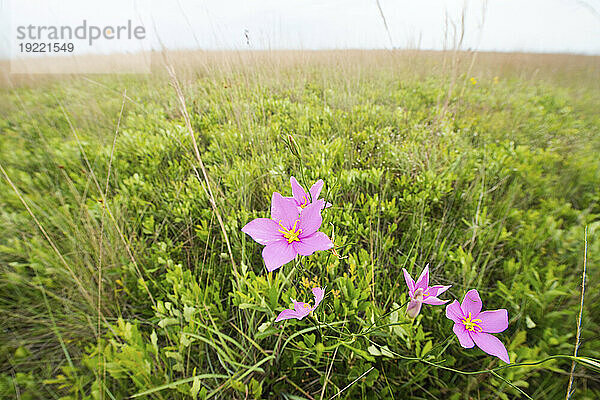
0;50;599;399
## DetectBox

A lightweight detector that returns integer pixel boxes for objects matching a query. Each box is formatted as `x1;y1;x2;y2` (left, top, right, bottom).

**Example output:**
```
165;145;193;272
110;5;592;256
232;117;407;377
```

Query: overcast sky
1;0;599;59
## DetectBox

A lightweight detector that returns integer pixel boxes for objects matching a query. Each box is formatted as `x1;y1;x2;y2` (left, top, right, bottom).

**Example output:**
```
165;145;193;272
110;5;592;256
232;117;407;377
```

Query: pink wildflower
446;289;510;363
403;265;451;318
241;192;333;271
275;287;325;322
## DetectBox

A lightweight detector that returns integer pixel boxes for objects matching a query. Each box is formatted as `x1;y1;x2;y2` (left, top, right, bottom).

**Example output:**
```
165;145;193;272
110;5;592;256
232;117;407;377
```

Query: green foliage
1;55;599;399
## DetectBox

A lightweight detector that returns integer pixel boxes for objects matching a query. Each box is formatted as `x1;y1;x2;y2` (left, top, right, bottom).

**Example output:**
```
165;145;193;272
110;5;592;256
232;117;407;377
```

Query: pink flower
446;289;510;363
287;176;332;211
241;192;333;271
275;287;325;322
403;265;451;318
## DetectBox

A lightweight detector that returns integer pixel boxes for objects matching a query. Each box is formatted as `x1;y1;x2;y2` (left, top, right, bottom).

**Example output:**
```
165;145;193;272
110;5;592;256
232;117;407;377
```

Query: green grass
0;50;599;399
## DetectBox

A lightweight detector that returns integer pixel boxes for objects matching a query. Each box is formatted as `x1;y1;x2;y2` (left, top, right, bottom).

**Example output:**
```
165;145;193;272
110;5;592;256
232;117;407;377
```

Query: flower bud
287;134;301;157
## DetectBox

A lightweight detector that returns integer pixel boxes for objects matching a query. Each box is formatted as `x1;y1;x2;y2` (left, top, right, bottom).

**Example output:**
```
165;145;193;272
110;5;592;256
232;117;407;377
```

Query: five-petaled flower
287;176;332;211
275;287;325;322
445;289;510;363
403;264;451;318
241;192;333;271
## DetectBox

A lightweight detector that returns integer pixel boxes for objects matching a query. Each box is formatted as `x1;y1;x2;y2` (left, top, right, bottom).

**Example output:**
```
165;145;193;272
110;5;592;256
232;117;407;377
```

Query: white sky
1;0;599;59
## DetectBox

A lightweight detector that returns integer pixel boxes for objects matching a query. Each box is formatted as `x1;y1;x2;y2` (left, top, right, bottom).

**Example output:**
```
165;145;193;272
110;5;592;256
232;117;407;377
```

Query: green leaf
190;375;201;399
380;345;394;358
367;345;381;356
525;316;536;329
257;322;270;333
342;343;375;362
421;341;433;357
150;330;158;355
303;333;316;347
158;317;179;328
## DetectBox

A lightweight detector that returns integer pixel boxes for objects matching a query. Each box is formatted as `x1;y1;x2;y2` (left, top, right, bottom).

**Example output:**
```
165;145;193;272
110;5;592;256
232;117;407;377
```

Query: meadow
0;50;599;399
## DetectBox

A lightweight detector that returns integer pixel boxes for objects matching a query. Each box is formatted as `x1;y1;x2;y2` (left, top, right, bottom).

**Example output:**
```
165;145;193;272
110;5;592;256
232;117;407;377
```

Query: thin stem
566;225;588;399
329;366;374;399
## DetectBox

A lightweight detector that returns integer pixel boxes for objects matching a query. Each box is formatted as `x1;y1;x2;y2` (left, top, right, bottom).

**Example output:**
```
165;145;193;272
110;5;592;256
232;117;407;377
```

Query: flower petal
275;308;302;322
262;240;297;271
290;176;309;205
292;301;312;319
312;199;326;210
297;202;323;237
406;299;423;318
445;300;465;324
293;301;310;312
283;195;300;207
415;265;429;290
478;309;509;333
422;296;448;305
309;179;324;202
293;232;333;256
453;323;475;348
427;285;451;298
461;289;482;317
312;287;325;308
241;218;282;245
271;192;299;229
402;268;416;294
471;332;510;363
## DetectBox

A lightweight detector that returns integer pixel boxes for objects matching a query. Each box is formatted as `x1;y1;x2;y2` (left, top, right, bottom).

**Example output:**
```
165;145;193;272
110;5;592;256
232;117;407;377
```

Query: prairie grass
0;50;599;399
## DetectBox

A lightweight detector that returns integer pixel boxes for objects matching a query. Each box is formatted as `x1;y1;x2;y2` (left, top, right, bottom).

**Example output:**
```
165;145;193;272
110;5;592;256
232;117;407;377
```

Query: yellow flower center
461;312;483;332
278;219;302;243
300;196;309;208
290;302;312;310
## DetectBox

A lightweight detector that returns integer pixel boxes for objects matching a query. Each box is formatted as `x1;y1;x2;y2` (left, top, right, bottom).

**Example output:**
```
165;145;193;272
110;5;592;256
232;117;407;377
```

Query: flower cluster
242;177;332;321
242;175;511;363
403;266;510;363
